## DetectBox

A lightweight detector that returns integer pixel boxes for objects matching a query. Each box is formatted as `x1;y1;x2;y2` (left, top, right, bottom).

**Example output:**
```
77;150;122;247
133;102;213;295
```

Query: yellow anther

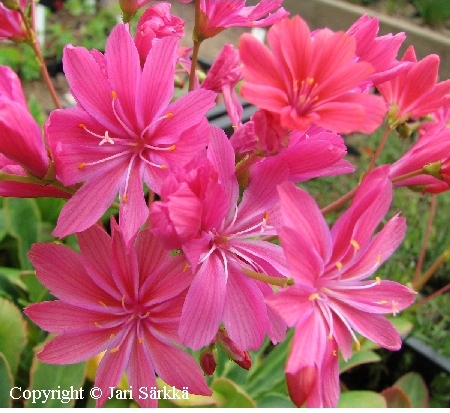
144;311;150;317
377;255;382;265
232;124;238;130
169;145;176;151
309;293;320;301
350;239;360;250
109;333;116;339
335;261;343;270
161;164;168;170
183;262;190;273
79;123;86;128
122;295;126;305
94;322;100;328
139;338;144;344
378;300;388;305
165;112;174;118
327;334;333;340
110;346;120;353
99;301;107;308
122;194;128;203
111;91;117;99
78;163;86;169
332;350;337;357
375;277;381;285
307;77;315;84
355;339;361;351
264;212;270;221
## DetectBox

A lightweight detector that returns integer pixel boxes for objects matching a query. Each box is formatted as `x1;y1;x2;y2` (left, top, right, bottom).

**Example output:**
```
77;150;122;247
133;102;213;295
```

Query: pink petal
105;24;141;128
126;339;158;408
222;263;269;350
179;252;226;349
28;243;117;310
94;331;134;407
37;328;114;364
52;165;124;238
144;328;211;396
265;286;314;327
24;301;122;333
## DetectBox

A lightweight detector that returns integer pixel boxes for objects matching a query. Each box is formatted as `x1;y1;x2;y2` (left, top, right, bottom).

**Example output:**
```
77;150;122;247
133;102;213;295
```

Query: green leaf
389;315;414;336
256;392;295;408
0;352;13;407
0;209;7;243
381;386;412;407
0;266;26;289
0;298;27;377
339;350;381;373
338;390;387;408
4;198;41;270
211;378;256;407
35;198;65;226
245;331;292;398
394;372;429;407
20;272;49;304
27;96;46;127
26;358;86;408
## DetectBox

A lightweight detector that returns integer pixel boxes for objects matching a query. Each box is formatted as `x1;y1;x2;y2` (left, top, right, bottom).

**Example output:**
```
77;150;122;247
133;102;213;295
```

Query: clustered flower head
5;0;450;408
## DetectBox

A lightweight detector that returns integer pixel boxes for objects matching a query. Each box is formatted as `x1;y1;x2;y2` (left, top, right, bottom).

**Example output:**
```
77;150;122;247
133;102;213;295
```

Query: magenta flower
239;16;387;134
201;44;243;127
46;24;216;242
196;0;288;40
377;46;450;126
0;0;27;41
135;2;184;65
0;65;51;179
389;124;450;193
231;111;354;181
149;127;288;351
266;167;416;407
25;219;211;408
346;14;410;88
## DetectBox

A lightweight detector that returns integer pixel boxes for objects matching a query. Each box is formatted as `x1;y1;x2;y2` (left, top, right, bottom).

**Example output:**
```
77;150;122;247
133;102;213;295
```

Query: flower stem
413;194;437;286
366;124;393;174
411;282;450;309
189;0;203;92
413;246;450;291
321;186;358;216
19;2;62;109
390;168;425;183
241;267;293;287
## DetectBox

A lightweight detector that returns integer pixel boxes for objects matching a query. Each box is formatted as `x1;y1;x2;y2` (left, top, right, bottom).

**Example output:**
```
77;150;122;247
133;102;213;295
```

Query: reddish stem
413;195;437;285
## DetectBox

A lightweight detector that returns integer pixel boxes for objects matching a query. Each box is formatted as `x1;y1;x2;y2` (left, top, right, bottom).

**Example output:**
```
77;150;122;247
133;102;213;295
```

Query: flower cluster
5;0;450;408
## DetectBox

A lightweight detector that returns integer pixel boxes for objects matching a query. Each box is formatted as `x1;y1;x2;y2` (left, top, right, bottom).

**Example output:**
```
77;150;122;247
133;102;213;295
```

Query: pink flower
266;167;416;407
149;127;288;351
239;16;387;134
377;46;450;127
231;111;354;181
0;0;27;41
201;44;243;127
0;65;51;179
389;124;450;193
46;24;216;242
346;14;410;88
135;2;184;65
196;0;288;40
24;219;211;408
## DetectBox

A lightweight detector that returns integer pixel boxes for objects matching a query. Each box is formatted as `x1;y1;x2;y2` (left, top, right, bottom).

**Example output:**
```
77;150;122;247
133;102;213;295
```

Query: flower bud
216;327;252;370
199;344;217;376
1;0;20;10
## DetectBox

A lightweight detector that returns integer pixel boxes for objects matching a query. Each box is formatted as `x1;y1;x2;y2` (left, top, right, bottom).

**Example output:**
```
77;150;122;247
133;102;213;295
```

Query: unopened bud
216;327;252;370
199;344;217;376
1;0;20;10
396;122;412;139
423;161;442;179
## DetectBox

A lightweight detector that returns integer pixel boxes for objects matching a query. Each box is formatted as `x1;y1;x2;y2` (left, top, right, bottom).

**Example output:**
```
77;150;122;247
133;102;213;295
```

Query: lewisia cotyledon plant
24;219;211;408
266;167;416;407
46;24;216;243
